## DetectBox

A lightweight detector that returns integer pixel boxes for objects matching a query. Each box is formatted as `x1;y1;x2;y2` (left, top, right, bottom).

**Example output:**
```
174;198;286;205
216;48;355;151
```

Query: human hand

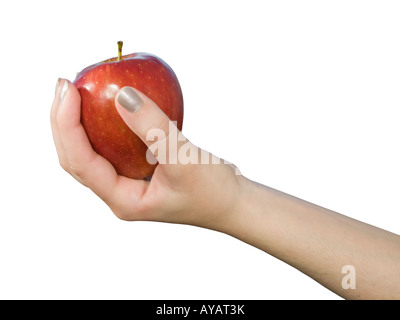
51;79;400;300
51;79;247;232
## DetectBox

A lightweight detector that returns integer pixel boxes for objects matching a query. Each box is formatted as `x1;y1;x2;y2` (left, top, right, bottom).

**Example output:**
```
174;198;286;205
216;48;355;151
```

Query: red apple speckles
73;42;183;179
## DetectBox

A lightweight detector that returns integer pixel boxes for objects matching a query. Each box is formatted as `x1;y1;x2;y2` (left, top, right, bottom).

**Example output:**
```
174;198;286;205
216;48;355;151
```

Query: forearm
227;178;400;299
53;79;398;299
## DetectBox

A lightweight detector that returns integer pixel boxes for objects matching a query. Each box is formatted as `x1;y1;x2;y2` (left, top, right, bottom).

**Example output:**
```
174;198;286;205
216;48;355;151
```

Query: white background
0;0;399;300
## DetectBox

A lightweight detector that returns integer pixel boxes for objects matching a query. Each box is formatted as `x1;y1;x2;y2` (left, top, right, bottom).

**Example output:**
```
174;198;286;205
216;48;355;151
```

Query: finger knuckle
112;208;132;221
59;159;88;184
59;159;69;172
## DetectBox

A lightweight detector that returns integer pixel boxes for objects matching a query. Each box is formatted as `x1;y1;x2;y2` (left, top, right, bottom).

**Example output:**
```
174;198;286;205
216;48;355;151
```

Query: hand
51;79;247;232
51;79;400;299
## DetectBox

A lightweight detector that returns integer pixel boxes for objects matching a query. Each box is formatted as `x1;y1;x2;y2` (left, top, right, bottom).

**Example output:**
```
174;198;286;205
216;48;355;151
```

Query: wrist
219;176;280;252
216;175;263;237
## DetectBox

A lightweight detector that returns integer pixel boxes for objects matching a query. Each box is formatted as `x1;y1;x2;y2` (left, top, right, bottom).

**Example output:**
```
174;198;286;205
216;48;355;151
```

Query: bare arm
51;79;400;300
227;180;400;299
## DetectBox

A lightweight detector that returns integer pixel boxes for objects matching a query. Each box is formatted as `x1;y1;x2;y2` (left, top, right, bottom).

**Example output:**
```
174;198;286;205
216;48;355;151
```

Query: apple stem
117;41;123;61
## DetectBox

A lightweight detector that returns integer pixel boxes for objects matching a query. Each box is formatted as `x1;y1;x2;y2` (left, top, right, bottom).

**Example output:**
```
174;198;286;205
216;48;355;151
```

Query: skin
51;79;400;300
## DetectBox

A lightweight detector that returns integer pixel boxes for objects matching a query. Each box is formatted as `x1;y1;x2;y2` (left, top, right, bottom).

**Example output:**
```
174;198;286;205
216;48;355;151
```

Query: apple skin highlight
74;48;184;180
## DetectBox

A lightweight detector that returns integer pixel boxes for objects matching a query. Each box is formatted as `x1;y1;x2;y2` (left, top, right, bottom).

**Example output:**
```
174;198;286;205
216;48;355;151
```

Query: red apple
73;41;184;179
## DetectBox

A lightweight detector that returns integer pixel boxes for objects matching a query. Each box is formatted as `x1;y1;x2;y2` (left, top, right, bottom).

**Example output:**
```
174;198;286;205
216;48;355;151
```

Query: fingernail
55;78;60;96
117;87;143;112
60;81;69;103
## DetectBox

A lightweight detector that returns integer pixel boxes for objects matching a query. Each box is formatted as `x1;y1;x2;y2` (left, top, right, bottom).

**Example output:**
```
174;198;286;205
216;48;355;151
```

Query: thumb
115;86;185;163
